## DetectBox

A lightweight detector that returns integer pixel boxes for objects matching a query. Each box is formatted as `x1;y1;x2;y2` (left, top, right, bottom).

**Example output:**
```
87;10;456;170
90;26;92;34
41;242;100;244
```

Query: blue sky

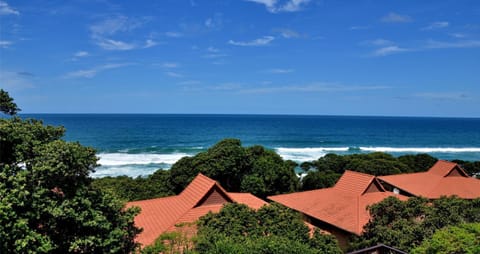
1;0;479;116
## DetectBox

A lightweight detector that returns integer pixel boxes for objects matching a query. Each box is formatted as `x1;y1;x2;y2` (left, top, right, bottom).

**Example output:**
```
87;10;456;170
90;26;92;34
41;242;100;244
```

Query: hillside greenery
0;90;141;253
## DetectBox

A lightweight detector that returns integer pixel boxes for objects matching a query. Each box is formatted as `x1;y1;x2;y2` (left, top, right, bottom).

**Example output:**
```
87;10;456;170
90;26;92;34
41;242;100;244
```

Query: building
127;173;267;246
269;170;408;249
378;160;480;199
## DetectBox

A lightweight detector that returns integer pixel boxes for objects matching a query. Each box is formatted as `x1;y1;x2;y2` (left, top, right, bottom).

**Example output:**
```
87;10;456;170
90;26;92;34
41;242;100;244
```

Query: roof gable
127;173;267;246
334;170;383;196
269;171;406;235
428;160;468;177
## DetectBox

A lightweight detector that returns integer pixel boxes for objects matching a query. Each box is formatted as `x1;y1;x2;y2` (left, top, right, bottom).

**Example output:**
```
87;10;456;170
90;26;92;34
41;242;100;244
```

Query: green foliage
93;169;174;201
301;152;438;190
351;196;480;252
141;231;196;254
0;110;140;252
196;203;342;254
412;223;480;254
0;89;20;115
169;139;298;198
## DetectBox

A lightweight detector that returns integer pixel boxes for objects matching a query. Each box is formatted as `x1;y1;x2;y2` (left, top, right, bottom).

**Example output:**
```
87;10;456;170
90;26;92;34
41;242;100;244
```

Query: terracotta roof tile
228;193;268;209
269;171;407;235
126;173;266;246
378;160;480;199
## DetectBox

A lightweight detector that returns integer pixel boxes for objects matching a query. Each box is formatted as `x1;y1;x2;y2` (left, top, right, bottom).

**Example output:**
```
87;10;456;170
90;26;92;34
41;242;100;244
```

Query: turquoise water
21;114;480;177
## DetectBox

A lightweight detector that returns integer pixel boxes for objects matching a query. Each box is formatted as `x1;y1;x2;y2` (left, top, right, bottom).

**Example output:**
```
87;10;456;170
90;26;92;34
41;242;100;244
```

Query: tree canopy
0;89;20;115
195;203;342;254
412;223;480;254
0;94;140;253
169;139;299;198
351;196;480;252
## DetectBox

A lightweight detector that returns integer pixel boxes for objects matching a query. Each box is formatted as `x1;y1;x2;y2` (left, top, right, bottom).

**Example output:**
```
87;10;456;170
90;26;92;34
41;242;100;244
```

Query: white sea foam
97;152;191;166
275;147;350;162
359;147;480;153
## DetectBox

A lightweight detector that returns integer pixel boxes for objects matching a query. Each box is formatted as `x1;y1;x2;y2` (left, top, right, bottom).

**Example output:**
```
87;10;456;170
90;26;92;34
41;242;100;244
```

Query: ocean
20;114;480;177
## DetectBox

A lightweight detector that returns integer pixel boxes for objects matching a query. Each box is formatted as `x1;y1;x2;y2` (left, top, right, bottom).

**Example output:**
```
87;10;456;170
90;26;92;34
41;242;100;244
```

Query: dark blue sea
20;114;480;177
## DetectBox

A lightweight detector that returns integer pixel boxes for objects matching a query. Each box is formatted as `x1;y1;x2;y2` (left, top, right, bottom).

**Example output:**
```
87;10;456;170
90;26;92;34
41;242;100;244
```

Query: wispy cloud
204;13;223;30
363;38;393;46
74;51;89;57
161;62;179;68
144;39;157;48
240;84;390;94
228;36;274;46
422;21;449;30
0;1;19;15
89;15;148;50
267;68;294;74
0;40;13;48
17;71;34;77
64;63;132;79
0;70;34;90
275;28;300;38
165;31;183;38
425;39;480;49
349;26;370;30
373;46;410;56
414;92;468;100
381;12;412;23
96;38;136;50
207;46;220;53
165;71;183;78
449;33;467;38
245;0;312;13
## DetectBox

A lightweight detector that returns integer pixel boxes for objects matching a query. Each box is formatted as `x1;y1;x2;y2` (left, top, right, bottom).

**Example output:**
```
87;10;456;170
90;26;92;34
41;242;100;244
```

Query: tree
169;139;298;198
351;196;480;252
196;203;342;254
0;94;140;253
412;223;480;254
0;89;20;115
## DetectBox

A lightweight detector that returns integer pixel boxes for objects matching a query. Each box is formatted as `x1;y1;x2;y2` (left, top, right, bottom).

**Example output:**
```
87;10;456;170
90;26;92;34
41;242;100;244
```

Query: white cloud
207;46;220;52
414;92;468;100
276;28;300;38
0;70;34;90
165;71;183;78
245;0;311;13
165;31;183;38
97;39;136;51
381;12;412;23
422;21;449;30
0;40;12;48
0;1;19;15
74;51;89;57
364;39;393;46
64;63;132;79
144;39;157;48
161;62;179;68
240;83;389;94
90;16;142;37
268;68;294;74
228;36;274;46
89;16;147;50
204;13;223;30
373;46;409;56
425;40;480;49
449;33;467;38
349;26;370;30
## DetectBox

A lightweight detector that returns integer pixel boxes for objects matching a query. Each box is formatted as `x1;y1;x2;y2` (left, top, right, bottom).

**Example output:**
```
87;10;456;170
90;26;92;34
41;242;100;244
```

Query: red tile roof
378;160;480;199
268;170;408;235
126;173;267;246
